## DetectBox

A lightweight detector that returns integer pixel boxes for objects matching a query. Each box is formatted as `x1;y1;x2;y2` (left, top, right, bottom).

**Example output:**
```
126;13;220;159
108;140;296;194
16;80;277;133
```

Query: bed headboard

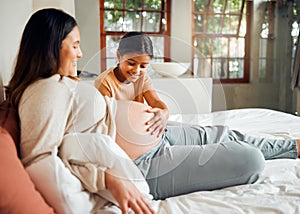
82;77;212;115
152;78;212;114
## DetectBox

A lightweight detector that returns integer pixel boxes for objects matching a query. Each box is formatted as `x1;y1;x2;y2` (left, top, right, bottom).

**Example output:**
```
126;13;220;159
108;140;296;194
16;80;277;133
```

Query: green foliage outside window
193;0;248;81
104;0;164;32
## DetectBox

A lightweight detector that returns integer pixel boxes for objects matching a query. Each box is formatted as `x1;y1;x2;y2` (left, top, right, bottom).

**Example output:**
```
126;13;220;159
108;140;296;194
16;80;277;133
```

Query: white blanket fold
59;133;152;205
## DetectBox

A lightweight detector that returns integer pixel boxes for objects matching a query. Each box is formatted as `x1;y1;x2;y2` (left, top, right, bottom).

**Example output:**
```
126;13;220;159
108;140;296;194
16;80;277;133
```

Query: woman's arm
61;132;155;213
19;77;73;166
105;168;155;214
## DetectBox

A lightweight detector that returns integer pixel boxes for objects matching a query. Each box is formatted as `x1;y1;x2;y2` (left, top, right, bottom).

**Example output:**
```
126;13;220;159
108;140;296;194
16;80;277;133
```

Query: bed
98;77;300;213
148;108;300;213
147;78;300;214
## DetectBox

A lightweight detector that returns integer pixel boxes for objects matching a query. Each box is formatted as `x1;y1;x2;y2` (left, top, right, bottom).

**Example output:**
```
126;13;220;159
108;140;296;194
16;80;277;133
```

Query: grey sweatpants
134;124;298;200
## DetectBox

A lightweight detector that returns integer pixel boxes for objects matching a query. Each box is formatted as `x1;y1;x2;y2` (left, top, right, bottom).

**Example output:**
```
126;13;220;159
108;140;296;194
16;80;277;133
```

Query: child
94;32;168;138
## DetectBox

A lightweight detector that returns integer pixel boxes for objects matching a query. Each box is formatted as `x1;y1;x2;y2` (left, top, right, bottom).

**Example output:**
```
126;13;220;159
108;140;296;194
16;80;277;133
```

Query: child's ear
116;51;121;62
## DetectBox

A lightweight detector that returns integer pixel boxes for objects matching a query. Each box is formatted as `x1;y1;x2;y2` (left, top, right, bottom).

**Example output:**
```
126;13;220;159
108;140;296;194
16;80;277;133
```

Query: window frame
192;0;252;83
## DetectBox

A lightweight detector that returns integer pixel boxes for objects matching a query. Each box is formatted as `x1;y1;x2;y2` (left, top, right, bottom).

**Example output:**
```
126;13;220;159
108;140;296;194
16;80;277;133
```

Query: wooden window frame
192;0;252;84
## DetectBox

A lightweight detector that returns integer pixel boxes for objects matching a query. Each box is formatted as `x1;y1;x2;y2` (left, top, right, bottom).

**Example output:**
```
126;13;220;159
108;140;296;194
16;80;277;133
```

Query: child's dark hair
118;32;153;58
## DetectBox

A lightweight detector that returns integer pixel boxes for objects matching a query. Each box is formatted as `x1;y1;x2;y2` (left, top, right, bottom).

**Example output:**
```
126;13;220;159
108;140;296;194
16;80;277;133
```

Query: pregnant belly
115;100;161;160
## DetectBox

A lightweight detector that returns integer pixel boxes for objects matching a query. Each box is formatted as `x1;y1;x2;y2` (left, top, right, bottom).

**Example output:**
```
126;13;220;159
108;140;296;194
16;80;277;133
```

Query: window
99;0;171;72
192;0;251;83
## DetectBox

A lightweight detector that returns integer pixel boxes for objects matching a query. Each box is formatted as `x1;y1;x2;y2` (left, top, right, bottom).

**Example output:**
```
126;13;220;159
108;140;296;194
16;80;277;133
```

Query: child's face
117;52;151;83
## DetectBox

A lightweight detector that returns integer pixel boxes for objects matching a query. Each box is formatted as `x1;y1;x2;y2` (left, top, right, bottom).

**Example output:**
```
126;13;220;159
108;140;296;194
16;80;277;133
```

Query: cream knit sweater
19;74;117;191
18;74;151;210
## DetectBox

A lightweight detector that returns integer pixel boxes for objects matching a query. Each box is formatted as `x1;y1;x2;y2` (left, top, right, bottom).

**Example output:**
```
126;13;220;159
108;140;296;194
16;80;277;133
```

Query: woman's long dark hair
118;32;154;58
6;8;77;107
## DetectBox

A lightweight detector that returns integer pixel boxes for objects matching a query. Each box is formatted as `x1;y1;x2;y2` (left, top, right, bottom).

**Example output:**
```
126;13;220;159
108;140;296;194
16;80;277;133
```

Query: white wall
0;0;32;86
74;0;100;74
32;0;75;15
170;0;192;62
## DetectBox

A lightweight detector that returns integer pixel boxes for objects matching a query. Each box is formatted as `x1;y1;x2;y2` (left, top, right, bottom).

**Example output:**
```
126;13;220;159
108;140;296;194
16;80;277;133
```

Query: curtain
291;34;300;89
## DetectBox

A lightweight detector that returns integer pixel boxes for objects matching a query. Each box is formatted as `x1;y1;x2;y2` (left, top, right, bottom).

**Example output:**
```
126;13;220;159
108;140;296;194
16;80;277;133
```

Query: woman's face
117;52;151;83
58;26;83;76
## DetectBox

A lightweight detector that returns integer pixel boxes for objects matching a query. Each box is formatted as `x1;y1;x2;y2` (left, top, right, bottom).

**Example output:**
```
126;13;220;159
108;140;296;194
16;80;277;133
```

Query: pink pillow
0;99;54;213
0;128;55;213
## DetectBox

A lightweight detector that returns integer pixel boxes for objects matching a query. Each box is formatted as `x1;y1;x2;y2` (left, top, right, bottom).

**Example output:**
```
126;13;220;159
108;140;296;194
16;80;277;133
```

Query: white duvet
149;108;300;214
40;107;299;213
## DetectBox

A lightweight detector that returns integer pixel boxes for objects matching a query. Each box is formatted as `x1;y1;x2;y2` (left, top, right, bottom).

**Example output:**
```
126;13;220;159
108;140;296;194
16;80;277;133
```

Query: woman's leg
165;124;298;160
135;139;265;200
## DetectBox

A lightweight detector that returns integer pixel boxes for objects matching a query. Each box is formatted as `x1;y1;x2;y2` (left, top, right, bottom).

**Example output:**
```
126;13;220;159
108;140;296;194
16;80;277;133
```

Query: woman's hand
145;107;168;138
105;168;155;214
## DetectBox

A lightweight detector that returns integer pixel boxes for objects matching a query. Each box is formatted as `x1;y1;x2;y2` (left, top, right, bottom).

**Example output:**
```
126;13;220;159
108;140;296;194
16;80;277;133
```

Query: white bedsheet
150;108;300;214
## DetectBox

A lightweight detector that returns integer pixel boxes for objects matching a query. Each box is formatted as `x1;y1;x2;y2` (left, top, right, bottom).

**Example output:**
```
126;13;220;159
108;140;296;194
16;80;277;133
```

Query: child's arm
144;90;169;138
94;81;112;97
